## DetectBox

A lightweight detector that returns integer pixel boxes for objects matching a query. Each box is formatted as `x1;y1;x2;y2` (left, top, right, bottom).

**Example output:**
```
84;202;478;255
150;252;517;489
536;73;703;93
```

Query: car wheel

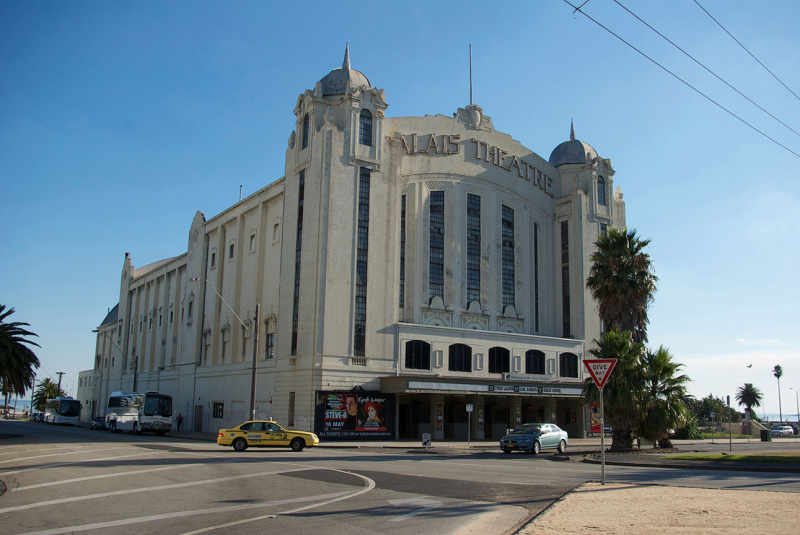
290;438;305;452
232;438;248;452
503;450;511;454
131;423;138;435
532;441;540;455
558;439;567;454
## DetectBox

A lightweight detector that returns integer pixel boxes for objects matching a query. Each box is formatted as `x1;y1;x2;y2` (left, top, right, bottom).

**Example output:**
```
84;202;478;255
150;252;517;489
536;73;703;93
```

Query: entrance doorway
194;405;203;432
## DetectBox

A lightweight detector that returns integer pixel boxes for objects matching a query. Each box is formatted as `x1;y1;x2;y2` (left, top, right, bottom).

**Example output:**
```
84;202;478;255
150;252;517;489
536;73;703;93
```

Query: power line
563;0;800;159
693;0;800;103
613;0;800;139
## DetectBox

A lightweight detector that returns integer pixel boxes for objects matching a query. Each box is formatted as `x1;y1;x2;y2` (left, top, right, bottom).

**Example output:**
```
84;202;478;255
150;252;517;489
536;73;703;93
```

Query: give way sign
583;359;617;390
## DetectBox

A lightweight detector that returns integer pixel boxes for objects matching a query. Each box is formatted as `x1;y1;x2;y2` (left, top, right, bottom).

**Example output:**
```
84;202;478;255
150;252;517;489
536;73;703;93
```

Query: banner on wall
315;392;394;439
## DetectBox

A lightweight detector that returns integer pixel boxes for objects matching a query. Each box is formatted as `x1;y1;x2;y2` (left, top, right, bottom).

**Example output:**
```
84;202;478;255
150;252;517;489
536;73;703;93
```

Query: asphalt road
2;421;800;535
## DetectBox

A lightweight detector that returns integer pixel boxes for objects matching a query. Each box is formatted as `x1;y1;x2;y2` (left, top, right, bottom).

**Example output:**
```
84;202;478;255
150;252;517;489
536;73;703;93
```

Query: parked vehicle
90;416;107;431
500;423;569;454
771;425;793;437
43;397;81;425
106;391;172;435
217;420;319;452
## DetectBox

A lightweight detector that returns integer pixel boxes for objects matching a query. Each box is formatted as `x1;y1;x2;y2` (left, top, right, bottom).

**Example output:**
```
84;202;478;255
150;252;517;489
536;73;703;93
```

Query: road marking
0;466;315;514
0;447;78;458
0;451;161;476
18;490;354;535
388;497;443;521
12;462;203;491
179;469;377;535
0;447;122;466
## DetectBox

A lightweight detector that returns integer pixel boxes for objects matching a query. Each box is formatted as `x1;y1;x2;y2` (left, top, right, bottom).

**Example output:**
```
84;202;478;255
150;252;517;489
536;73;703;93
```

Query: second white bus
106;391;173;435
44;397;81;425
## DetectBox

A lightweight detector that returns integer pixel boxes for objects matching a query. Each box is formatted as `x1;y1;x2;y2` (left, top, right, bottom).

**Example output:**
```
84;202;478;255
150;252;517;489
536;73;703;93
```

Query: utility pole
132;356;139;392
56;372;66;395
250;303;259;421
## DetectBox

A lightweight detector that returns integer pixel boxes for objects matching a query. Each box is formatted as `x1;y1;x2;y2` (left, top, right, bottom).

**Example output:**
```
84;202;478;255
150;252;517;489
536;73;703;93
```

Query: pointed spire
343;42;350;70
570;119;576;141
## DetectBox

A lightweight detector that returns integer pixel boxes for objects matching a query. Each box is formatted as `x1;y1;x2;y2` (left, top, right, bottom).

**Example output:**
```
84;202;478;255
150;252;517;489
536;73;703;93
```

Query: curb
581;455;800;473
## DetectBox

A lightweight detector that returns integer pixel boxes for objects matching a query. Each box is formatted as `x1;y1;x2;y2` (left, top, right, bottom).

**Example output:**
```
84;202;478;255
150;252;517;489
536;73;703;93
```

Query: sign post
583;358;617;485
466;404;473;447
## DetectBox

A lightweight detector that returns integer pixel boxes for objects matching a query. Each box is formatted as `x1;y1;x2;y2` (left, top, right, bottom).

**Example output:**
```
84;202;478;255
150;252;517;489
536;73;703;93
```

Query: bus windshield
143;396;172;417
60;400;81;417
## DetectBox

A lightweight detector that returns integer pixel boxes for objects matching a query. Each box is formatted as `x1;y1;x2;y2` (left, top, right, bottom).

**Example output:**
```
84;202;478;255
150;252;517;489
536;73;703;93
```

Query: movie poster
316;392;394;439
589;403;601;436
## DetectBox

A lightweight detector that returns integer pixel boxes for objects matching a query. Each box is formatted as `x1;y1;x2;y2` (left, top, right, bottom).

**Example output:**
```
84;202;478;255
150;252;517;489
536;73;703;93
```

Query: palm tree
639;346;691;449
586;227;658;343
735;383;763;420
32;378;66;411
583;329;645;451
0;305;41;411
774;365;783;423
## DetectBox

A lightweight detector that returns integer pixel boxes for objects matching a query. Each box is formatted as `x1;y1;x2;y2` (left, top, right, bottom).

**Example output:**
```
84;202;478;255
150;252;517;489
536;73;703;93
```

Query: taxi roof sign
583;359;617;390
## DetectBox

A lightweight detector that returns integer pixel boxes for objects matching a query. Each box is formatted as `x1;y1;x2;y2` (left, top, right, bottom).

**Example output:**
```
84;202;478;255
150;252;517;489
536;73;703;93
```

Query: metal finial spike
343;42;350;69
570;119;576;141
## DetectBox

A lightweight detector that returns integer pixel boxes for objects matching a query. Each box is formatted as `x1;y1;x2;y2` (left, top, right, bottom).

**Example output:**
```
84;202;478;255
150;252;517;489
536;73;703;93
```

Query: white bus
106;391;173;435
44;397;81;425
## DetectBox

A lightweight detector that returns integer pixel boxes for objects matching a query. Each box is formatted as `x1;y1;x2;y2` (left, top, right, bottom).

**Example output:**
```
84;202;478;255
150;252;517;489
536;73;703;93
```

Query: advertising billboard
315;392;394;439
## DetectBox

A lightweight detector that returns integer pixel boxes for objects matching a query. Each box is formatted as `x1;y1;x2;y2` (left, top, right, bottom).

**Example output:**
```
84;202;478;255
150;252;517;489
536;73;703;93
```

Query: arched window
488;347;510;374
448;343;472;372
559;352;579;378
597;176;606;206
359;109;373;146
405;340;430;370
302;114;309;149
525;350;545;375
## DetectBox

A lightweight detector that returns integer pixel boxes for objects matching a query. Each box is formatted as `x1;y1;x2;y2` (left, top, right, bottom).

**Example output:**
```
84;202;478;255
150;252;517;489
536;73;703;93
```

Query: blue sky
1;1;798;418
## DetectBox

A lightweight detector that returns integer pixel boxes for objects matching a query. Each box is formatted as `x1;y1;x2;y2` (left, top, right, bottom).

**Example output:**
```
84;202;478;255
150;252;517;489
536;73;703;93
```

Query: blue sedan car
500;423;569;454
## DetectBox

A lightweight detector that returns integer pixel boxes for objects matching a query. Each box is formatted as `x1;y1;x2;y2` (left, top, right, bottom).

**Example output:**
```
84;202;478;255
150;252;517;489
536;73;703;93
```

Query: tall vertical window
525;350;545;375
399;195;406;308
597;176;606;206
265;333;274;359
501;205;515;309
466;194;481;303
302;114;309;149
448;343;472;372
534;222;540;333
291;171;305;356
488;347;510;374
600;223;608;236
560;352;578;378
405;340;430;370
561;221;570;338
429;191;445;300
288;392;296;426
359;109;373;146
354;168;370;357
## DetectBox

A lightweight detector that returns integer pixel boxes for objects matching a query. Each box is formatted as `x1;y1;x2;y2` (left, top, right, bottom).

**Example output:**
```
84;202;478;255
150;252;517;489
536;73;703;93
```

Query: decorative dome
318;43;371;97
549;121;597;167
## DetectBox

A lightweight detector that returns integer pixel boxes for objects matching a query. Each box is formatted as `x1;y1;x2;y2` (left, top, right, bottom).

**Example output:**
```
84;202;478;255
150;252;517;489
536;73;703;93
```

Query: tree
586;227;658;343
696;394;727;422
0;305;41;411
32;378;66;411
774;365;783;423
583;329;645;451
735;383;763;420
639;346;691;449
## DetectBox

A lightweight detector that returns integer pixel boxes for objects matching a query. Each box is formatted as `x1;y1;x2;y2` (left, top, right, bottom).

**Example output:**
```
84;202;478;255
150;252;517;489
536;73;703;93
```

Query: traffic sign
583;359;617;390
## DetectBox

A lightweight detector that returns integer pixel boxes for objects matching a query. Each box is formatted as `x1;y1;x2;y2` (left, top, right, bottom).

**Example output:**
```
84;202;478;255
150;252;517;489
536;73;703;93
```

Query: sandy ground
520;482;800;534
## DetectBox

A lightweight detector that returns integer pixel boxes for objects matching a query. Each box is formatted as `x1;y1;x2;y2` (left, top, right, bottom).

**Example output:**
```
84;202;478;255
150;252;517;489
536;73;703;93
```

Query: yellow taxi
216;420;319;452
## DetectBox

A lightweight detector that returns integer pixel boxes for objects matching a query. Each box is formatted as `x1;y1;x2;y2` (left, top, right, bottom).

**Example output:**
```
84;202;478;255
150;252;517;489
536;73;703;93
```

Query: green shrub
674;416;703;440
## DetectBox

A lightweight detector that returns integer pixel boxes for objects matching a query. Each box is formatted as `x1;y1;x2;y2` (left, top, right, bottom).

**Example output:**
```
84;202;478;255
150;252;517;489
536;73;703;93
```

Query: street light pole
189;278;259;422
791;388;800;424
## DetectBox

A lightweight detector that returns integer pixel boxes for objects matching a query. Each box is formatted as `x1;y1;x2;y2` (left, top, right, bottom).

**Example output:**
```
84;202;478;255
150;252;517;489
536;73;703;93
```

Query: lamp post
791;388;800;424
189;278;259;421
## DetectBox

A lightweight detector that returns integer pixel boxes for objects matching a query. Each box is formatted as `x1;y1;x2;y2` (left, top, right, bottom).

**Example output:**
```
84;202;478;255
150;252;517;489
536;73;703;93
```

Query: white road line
179;469;377;535
0;447;79;458
0;451;162;476
12;462;204;491
0;447;122;466
0;466;314;514
19;490;354;535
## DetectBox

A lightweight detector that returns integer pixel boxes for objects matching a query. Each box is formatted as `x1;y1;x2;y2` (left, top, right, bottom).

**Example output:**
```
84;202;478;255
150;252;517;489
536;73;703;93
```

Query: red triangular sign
583;359;617;390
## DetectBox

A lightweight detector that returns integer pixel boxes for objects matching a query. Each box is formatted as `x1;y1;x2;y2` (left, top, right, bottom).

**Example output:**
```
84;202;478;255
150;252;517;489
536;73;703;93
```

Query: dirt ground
521;482;800;534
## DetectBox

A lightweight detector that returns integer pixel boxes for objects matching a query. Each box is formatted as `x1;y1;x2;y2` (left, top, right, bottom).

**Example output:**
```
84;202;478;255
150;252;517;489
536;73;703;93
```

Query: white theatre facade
79;48;627;440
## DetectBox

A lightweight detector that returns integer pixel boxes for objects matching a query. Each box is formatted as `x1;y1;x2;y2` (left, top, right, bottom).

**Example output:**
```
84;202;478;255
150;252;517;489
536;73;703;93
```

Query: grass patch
666;453;800;464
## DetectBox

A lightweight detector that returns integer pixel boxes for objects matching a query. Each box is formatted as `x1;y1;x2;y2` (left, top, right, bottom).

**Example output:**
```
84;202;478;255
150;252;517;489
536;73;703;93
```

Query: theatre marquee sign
407;380;583;397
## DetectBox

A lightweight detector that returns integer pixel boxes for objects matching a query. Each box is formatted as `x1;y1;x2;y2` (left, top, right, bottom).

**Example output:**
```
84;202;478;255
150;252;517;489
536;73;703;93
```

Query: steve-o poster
315;392;394;439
